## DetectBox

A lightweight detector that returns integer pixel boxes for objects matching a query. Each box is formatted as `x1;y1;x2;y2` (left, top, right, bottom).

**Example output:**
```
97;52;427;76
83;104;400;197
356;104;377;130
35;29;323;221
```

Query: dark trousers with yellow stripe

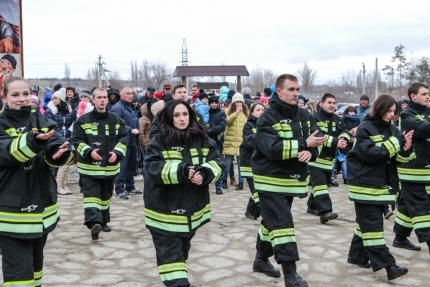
393;181;430;243
150;229;195;287
307;167;332;214
81;175;114;228
0;234;47;287
256;193;299;263
348;202;395;271
245;178;261;219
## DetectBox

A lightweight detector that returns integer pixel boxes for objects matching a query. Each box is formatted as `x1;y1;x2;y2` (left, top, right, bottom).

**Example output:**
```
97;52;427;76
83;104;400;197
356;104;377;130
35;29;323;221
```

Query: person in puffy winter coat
45;87;75;195
222;93;249;190
144;100;225;287
218;85;229;102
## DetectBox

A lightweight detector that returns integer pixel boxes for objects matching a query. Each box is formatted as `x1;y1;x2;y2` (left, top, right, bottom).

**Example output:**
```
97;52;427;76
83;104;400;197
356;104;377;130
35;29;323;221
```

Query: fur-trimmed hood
47;100;72;115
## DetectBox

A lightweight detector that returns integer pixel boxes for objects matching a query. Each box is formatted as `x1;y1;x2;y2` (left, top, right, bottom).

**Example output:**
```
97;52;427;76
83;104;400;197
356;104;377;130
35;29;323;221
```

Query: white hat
231;93;244;104
52;88;66;102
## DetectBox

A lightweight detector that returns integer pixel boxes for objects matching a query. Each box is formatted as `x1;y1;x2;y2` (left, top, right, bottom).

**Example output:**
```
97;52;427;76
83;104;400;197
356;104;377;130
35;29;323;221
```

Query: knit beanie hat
199;92;209;101
360;94;369;101
31;94;40;105
52;88;66;102
79;90;91;100
154;92;163;99
53;83;62;92
1;54;17;69
260;96;269;104
231;93;244;104
208;96;218;104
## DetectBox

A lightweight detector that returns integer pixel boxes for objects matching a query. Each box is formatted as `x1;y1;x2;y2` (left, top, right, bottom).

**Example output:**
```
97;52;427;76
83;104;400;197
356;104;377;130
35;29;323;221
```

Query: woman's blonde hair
227;101;249;116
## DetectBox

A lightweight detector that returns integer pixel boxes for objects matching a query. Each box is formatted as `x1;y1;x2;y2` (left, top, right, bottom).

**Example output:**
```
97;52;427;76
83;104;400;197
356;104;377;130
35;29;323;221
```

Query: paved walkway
1;177;429;286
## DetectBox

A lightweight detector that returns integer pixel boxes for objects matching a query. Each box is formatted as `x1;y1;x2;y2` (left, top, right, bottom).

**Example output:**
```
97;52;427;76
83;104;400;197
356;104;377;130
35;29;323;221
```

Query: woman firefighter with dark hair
346;94;414;282
143;100;225;287
0;77;72;286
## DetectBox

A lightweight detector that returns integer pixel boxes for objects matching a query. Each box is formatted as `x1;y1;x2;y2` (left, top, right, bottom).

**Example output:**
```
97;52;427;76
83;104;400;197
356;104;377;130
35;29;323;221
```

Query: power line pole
97;55;110;88
362;63;366;94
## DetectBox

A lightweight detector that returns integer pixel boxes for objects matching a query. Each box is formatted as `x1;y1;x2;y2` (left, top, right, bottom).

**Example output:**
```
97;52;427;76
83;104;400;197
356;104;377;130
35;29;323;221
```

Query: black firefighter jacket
239;115;258;179
0;106;73;239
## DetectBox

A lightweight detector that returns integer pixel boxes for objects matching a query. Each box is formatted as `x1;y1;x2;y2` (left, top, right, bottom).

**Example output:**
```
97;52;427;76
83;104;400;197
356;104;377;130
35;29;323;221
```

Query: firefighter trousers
393;181;430;243
348;202;395;271
256;192;299;264
150;229;195;287
0;234;47;287
245;178;261;218
307;167;333;214
81;175;114;228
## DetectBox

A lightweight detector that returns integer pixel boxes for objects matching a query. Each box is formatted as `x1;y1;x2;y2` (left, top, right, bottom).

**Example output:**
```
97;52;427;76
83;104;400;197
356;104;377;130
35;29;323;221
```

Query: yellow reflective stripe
272;123;293;138
258;224;270;242
355;223;362;237
362;231;385;246
190;148;198;157
10;133;37;162
77;142;91;157
4;279;35;286
144;208;189;232
270;227;296;247
34;269;43;286
201;161;222;183
339;132;350;140
348;185;394;202
43;203;59;229
158;262;187;282
83;197;111;210
162;150;182;160
0;211;44;234
113;142;127;156
398;167;430;181
282;140;299;159
5;127;21;138
191;204;211;229
382;137;400;157
324;135;333;147
312;184;328;197
77;162;120;177
395;211;413;228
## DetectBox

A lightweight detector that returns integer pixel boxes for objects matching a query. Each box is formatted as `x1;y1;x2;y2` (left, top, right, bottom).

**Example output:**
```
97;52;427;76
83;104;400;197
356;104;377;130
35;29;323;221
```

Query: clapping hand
403;130;414;151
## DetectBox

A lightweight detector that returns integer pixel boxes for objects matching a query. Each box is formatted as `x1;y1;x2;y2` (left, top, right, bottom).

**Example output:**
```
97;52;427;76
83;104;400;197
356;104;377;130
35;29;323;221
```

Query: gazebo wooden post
236;76;242;93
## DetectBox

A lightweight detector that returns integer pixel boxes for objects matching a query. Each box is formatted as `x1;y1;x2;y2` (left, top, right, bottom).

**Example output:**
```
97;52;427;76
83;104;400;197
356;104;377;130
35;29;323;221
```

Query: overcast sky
20;0;430;85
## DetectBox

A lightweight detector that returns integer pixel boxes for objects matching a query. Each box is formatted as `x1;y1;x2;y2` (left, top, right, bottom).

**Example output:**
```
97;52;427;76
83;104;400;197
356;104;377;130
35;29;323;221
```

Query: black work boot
393;235;421;251
386;264;408;280
282;261;308;287
253;258;281;278
236;182;244;190
320;212;338;223
222;179;228;189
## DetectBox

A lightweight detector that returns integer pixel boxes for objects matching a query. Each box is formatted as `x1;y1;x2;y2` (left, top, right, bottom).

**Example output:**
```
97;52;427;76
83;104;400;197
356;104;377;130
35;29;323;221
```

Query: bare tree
151;61;170;90
139;60;152;88
296;63;318;94
130;60;139;87
64;63;71;86
86;64;99;87
108;71;123;90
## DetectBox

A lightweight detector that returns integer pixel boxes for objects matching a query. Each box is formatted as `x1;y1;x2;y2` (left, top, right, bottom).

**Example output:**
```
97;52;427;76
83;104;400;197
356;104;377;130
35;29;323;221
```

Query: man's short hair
275;74;298;89
91;88;106;98
173;84;186;94
192;84;199;89
321;93;336;102
408;82;429;99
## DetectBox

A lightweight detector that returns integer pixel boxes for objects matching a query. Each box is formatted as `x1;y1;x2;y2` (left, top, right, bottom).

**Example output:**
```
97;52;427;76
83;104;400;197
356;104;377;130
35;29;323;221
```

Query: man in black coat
207;96;226;194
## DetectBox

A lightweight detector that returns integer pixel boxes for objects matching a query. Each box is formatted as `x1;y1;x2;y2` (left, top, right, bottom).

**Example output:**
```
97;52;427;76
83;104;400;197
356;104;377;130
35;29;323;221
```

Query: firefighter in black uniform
144;100;225;287
241;102;265;220
307;93;350;223
72;88;129;240
393;82;430;252
347;94;413;281
0;77;72;287
251;74;326;287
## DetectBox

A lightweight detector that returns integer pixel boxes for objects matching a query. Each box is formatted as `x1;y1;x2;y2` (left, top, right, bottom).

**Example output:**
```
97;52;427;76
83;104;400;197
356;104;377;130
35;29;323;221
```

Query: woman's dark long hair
370;95;398;119
158;100;207;146
58;100;70;116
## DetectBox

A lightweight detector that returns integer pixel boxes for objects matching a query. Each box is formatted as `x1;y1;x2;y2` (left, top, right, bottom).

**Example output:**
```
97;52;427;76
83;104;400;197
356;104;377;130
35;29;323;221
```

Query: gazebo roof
173;65;249;77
